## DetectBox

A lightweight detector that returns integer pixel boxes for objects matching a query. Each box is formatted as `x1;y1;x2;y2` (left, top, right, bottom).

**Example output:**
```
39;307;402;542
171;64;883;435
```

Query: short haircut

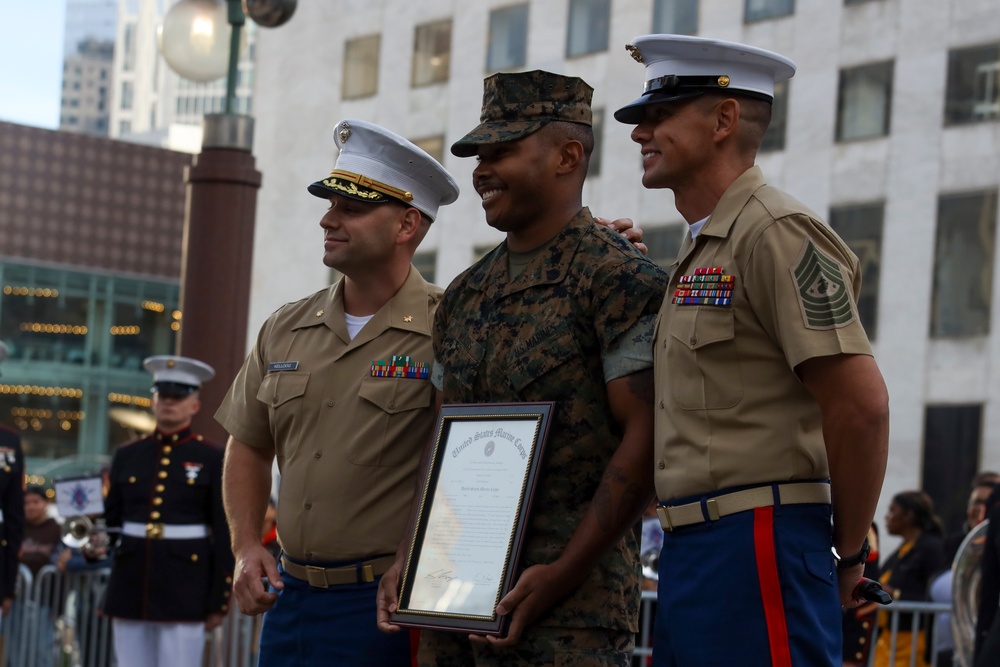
537;121;594;173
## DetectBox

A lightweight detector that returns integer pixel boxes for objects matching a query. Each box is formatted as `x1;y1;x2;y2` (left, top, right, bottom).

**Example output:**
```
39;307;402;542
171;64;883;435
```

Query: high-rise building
110;0;255;152
247;0;1000;534
59;0;118;136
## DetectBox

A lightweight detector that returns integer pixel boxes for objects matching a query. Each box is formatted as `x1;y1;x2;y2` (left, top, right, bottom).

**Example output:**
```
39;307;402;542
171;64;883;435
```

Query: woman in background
873;490;947;667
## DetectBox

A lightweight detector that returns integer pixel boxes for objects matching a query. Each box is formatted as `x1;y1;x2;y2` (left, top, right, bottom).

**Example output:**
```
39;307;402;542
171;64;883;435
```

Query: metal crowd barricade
633;589;656;665
629;592;956;667
867;599;953;667
0;567;957;667
0;563;260;667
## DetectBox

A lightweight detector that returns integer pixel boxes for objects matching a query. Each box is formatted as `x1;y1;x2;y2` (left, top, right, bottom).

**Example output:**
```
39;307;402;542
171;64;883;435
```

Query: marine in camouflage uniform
421;70;667;666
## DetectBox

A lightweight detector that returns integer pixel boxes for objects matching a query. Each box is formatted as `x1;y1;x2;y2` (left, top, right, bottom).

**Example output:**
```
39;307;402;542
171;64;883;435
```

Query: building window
342;35;380;100
760;80;789;153
412;20;452;87
566;0;610;58
120;81;134;111
644;224;686;270
653;0;698;35
122;24;136;72
829;203;884;340
923;405;982;535
118;120;131;135
412;135;445;164
487;4;529;71
744;0;794;23
930;190;998;338
587;109;604;177
944;43;1000;125
836;60;893;141
413;251;437;284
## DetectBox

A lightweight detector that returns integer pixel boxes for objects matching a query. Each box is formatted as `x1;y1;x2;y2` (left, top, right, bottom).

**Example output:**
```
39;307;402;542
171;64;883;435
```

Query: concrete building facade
246;0;1000;532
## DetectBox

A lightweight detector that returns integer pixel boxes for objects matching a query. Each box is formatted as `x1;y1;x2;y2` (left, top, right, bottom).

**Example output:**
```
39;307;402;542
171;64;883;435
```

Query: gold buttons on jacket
129;476;136;483
160;457;170;466
150;511;161;520
191;554;199;562
156;484;165;492
153;497;163;506
158;471;168;479
163;446;172;454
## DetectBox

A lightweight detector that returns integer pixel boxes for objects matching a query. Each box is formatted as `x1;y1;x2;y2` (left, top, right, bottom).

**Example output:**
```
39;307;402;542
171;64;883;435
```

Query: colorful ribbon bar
371;355;430;379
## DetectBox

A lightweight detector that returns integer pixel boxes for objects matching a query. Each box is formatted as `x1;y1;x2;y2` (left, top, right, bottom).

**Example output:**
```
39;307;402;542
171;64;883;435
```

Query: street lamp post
159;0;294;441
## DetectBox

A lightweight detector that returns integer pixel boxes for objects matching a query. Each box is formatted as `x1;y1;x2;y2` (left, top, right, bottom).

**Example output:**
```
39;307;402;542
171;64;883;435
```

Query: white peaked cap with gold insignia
307;118;460;222
615;34;796;124
143;355;215;393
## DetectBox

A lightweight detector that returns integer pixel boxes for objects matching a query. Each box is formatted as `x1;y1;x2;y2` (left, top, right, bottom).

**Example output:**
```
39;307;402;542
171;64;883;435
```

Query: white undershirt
689;215;710;239
344;313;373;340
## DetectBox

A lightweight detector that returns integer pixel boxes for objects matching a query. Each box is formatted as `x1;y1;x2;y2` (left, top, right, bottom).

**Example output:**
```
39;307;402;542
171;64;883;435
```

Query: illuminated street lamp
158;0;295;439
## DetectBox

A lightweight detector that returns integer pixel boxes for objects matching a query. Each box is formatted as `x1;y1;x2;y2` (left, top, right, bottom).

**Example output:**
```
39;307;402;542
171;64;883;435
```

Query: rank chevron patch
791;239;855;329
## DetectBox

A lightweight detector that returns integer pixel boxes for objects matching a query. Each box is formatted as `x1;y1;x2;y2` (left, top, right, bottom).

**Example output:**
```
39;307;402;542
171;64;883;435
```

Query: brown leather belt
280;554;395;588
657;482;831;532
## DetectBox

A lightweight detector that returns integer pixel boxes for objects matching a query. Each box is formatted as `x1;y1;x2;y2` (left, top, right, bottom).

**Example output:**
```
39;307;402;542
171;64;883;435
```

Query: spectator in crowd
944;472;999;563
20;486;61;577
975;484;1000;667
926;471;999;667
873;490;947;667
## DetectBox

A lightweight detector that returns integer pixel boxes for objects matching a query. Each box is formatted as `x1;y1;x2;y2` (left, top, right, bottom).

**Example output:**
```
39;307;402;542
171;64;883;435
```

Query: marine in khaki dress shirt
653;166;874;502
215;267;440;562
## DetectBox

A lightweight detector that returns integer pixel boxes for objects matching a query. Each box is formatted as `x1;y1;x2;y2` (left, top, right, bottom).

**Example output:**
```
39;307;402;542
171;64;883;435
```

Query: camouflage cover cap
451;70;594;158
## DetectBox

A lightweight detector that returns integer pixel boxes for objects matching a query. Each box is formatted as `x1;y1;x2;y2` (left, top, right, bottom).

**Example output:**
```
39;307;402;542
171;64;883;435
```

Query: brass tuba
951;518;990;667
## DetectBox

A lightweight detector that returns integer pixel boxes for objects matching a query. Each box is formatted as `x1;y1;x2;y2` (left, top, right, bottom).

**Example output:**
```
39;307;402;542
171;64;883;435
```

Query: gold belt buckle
145;523;164;539
305;565;329;589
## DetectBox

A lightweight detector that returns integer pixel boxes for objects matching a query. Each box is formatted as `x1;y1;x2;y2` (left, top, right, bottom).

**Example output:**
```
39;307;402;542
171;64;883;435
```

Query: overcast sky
0;1;68;129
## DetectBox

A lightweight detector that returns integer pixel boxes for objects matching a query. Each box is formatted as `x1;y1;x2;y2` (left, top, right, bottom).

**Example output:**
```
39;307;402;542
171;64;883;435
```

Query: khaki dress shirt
216;267;440;562
653;167;873;501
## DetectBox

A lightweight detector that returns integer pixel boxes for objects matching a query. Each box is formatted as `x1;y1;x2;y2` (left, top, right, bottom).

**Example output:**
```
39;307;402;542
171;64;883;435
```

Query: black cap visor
613;90;707;124
153;381;199;398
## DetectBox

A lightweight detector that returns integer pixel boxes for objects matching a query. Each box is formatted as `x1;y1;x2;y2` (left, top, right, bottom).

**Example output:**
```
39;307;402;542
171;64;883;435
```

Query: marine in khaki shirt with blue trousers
614;35;890;667
216;119;460;667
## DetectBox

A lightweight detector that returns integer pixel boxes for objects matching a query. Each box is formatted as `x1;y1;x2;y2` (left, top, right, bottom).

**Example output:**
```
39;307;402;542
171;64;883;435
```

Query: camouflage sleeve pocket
506;326;581;393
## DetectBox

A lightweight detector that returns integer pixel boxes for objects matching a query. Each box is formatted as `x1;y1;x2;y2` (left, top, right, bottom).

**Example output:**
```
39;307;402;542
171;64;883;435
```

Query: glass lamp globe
158;0;231;82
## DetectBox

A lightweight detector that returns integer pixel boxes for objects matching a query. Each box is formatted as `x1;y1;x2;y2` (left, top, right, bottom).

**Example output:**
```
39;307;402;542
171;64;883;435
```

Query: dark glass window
923;405;982;535
829;203;884;339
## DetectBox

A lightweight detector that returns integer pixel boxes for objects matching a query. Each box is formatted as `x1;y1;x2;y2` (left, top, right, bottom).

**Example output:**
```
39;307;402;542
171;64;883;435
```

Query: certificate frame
391;402;554;636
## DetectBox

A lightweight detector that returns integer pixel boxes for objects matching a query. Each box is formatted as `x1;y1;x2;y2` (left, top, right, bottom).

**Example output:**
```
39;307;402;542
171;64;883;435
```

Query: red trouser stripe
754;506;793;667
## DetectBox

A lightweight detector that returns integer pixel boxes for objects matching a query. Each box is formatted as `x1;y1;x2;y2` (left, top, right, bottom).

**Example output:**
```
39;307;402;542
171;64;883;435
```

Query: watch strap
835;536;870;570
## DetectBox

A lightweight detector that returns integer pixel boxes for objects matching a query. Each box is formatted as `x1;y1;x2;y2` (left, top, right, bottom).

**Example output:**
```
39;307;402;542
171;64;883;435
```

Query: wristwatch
833;536;870;570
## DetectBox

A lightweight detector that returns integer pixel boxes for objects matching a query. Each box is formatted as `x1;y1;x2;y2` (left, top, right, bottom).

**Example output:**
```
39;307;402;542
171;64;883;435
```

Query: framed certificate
391;402;554;636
